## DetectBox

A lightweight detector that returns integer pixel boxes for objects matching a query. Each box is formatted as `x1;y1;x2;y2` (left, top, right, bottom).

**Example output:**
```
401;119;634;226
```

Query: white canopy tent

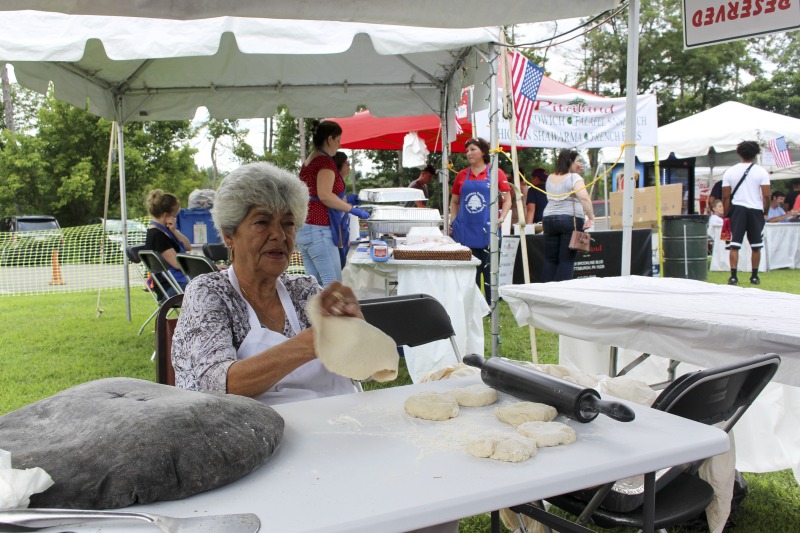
0;1;618;27
600;101;800;168
0;3;624;348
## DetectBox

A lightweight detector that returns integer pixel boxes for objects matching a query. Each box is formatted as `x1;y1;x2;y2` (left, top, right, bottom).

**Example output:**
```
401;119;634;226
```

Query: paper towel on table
0;448;54;509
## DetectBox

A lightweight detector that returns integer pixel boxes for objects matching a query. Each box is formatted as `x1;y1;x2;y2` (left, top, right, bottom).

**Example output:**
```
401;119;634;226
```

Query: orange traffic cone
49;249;66;285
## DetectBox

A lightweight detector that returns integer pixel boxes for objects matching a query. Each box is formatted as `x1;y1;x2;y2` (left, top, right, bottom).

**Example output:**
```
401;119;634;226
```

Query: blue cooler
176;208;221;245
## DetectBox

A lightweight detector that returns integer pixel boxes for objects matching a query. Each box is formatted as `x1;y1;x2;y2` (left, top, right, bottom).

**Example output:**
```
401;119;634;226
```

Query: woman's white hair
212;162;309;239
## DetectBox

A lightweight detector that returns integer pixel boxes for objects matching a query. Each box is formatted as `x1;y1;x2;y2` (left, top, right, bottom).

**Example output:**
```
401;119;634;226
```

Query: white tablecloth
709;222;800;271
499;276;800;483
344;252;489;382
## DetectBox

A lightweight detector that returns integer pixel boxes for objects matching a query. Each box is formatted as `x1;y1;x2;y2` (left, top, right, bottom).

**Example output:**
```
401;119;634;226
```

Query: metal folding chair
137;249;184;298
359;293;462;363
155;294;184;386
175;252;217;281
126;244;165;335
202;242;229;263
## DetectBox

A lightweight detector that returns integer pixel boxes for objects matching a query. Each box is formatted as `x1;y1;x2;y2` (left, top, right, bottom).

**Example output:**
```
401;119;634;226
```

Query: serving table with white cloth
709;222;800;271
499;276;800;483
38;376;728;533
344;251;490;382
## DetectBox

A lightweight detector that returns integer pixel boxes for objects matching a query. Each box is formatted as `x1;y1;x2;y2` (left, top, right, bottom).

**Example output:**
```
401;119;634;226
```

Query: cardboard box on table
609;184;683;229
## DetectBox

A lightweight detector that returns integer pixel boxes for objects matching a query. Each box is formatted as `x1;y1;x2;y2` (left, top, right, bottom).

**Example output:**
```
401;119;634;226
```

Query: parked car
0;215;64;266
85;218;148;262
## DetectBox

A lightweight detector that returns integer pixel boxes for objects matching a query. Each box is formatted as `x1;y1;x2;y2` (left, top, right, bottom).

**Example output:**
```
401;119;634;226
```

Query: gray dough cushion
0;377;284;509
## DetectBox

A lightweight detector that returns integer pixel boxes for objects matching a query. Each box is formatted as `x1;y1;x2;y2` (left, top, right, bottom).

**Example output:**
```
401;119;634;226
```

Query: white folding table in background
500;276;800;483
36;376;728;533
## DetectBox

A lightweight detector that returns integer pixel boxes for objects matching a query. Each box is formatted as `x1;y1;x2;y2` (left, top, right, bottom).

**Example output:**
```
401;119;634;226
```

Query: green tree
742;32;800;117
263;106;304;172
0;91;203;225
576;0;763;125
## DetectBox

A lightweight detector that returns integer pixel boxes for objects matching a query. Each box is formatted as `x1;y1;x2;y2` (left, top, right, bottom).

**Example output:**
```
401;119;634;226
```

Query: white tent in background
600;101;800;168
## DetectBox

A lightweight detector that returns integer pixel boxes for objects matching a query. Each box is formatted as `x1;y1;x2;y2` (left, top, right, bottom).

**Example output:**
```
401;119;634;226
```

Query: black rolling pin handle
580;395;636;423
464;354;486;368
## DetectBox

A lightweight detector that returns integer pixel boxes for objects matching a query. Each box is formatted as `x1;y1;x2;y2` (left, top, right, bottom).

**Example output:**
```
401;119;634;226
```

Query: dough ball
404;392;459;421
446;384;498;407
467;433;536;463
495;402;557;427
516;421;577;447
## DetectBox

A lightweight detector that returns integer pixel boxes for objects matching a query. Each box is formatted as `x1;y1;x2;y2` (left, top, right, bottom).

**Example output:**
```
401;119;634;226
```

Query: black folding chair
508;353;781;533
202;242;229;263
137;249;184;298
359;293;462;363
175;252;217;281
126;244;165;335
155;294;184;386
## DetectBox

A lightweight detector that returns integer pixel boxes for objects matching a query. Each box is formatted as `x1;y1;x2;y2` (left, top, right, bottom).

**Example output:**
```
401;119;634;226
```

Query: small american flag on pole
509;51;544;139
768;136;793;168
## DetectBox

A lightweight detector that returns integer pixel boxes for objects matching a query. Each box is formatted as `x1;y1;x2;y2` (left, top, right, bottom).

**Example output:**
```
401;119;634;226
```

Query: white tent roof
0;1;619;28
600;101;800;165
1;12;507;121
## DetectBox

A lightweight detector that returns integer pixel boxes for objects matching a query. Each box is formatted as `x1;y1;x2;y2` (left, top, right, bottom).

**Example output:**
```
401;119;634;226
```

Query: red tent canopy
336;75;597;152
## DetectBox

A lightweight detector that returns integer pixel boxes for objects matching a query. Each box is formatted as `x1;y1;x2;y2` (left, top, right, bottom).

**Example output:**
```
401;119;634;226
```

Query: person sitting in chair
144;189;192;295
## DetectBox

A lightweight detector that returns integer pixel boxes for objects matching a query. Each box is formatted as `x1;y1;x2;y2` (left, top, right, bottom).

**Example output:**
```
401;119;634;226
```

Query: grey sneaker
750;276;761;285
728;277;739;286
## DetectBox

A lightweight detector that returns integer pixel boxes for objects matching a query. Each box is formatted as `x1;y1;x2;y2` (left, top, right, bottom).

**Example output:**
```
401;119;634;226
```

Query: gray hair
212;162;309;239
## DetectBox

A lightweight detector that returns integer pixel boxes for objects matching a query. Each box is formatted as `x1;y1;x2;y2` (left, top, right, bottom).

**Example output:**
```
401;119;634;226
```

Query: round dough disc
467;433;536;463
495;401;557;426
516;421;577;447
404;391;459;421
446;384;498;407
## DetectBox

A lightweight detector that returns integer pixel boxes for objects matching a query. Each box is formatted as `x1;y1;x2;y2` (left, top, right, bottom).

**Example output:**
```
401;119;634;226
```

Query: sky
191;19;584;173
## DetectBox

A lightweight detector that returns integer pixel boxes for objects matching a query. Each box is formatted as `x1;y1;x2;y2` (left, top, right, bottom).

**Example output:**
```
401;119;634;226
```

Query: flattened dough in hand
446;384;498;407
467;432;536;462
495;402;557;426
307;294;398;382
516;421;577;447
404;392;459;421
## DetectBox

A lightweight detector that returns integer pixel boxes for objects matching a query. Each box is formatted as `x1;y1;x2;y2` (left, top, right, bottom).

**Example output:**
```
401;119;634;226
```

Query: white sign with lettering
683;0;800;49
474;94;658;149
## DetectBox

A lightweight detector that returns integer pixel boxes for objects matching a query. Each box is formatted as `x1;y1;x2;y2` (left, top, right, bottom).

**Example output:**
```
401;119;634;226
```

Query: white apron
228;266;356;405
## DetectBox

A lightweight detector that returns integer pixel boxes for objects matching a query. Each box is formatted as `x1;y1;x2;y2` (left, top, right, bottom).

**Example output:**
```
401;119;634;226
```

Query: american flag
509;51;544;139
768;136;793;168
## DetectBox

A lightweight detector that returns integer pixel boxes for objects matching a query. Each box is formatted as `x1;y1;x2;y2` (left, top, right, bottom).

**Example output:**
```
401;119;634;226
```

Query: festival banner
473;93;658;149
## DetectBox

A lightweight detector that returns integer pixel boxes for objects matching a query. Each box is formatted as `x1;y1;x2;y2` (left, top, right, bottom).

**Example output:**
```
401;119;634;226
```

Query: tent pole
115;97;131;322
654;147;663;276
489;43;500;357
499;41;537;362
621;0;640;276
440;86;450;235
97;122;117;318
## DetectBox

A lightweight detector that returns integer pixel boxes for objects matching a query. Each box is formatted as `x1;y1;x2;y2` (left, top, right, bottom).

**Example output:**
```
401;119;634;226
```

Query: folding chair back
155;294;183;386
359;293;461;362
202;242;229;263
138;249;184;298
126;244;163;335
175;252;217;281
541;353;781;529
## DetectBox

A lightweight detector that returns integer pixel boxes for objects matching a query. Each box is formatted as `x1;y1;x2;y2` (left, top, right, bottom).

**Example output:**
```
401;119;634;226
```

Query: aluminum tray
366;206;442;236
359;188;425;203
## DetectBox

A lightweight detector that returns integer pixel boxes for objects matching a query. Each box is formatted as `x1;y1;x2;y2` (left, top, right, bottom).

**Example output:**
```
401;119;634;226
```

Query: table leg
609;346;618;377
643;470;656;533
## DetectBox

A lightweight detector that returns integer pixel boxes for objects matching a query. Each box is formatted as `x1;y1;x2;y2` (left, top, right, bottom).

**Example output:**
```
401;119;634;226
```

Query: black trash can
661;214;709;281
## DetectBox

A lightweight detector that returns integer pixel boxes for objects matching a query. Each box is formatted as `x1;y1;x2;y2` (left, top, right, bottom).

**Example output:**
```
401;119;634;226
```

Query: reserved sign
682;0;800;49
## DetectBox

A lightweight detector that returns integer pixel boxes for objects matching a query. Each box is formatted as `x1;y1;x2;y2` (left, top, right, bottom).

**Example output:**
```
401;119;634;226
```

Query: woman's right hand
583;218;594;230
350;207;370;220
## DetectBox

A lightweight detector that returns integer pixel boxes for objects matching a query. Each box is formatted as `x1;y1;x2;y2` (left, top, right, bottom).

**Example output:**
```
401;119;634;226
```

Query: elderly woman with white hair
171;162;364;406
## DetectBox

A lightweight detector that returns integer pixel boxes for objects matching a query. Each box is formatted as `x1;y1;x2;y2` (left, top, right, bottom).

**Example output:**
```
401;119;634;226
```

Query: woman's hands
583;218;594;230
317;281;363;319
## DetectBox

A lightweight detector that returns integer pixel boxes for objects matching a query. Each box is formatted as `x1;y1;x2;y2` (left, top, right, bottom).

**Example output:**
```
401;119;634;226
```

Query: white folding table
43;376;728;533
499;276;800;483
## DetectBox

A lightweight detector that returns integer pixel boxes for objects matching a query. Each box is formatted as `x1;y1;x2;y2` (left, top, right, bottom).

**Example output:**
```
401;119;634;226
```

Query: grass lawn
1;271;798;531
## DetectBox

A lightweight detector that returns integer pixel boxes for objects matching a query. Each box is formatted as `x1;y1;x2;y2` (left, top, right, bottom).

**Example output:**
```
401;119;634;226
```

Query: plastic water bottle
370;239;389;262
